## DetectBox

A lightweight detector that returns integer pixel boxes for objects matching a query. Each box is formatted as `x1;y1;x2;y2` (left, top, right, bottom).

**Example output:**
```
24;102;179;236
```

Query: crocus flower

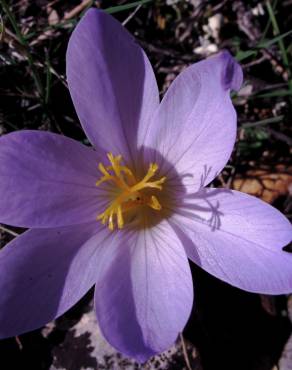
0;8;291;363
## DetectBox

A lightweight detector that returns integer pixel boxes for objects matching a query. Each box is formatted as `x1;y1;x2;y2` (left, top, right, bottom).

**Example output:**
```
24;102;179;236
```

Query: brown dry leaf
64;0;95;20
157;14;166;30
48;9;59;26
232;165;292;203
260;295;277;316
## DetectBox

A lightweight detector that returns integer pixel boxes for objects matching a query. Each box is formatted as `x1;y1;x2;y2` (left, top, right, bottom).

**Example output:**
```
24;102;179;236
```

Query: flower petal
66;9;159;162
0;222;110;338
172;188;292;294
94;222;193;362
143;51;243;192
0;130;103;228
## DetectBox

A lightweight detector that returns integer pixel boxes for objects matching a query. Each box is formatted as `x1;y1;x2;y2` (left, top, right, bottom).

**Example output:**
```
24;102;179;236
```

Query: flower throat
96;153;166;230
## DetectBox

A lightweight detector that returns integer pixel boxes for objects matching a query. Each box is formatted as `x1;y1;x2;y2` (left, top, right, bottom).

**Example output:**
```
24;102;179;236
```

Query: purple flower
0;8;291;363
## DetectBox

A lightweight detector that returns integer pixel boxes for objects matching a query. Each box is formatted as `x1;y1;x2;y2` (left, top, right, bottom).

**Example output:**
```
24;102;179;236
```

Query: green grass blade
236;30;292;62
105;0;153;14
241;115;284;128
266;0;292;97
255;89;291;98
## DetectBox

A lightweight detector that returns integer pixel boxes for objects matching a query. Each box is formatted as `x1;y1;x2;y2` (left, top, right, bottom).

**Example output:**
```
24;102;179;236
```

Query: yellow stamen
96;153;166;230
148;195;162;211
117;205;124;229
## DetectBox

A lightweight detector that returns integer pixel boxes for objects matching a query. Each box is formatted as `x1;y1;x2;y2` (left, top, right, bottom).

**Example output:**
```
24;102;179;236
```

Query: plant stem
180;333;192;370
266;0;292;98
1;0;44;99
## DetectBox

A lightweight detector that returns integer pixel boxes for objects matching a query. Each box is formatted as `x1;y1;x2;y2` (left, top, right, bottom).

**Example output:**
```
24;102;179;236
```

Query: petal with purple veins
0;222;110;338
0;130;103;228
143;51;243;193
172;188;292;294
67;9;159;163
94;221;193;362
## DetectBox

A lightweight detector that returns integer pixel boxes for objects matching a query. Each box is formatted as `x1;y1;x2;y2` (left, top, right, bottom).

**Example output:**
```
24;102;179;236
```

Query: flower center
95;153;166;230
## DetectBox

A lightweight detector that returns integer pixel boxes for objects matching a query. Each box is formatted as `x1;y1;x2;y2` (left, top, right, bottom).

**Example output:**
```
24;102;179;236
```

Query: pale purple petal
66;9;159;162
0;222;110;338
143;51;243;192
94;221;193;362
0;131;104;228
172;188;292;294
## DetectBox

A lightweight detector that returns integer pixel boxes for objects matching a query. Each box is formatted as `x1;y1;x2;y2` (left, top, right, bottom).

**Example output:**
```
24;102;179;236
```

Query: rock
50;299;201;370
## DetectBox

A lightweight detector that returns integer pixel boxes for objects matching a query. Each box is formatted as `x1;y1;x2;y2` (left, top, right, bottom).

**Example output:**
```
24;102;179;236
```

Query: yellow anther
117;206;124;229
95;153;166;231
107;153;122;176
108;213;114;231
148;196;162;210
98;163;110;177
95;163;113;186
